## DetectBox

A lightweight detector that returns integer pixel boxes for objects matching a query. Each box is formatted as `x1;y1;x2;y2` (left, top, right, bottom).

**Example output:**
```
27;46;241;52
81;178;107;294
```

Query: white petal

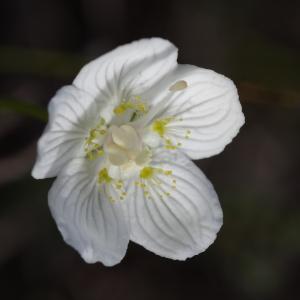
146;65;245;159
48;158;129;266
32;85;102;179
73;38;178;102
126;150;223;260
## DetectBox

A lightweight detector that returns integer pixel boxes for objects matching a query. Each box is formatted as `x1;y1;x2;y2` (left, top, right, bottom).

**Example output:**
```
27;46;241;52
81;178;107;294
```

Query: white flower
32;38;244;266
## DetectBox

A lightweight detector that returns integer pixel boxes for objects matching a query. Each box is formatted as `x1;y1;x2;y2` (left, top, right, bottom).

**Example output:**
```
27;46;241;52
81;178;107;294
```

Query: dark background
0;0;299;299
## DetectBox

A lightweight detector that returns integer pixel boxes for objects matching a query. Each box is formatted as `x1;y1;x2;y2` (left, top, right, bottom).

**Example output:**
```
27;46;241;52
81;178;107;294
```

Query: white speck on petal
169;80;188;91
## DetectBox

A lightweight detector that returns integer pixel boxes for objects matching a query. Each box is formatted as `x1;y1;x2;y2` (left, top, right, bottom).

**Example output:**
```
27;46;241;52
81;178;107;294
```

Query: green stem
0;99;48;122
0;46;85;79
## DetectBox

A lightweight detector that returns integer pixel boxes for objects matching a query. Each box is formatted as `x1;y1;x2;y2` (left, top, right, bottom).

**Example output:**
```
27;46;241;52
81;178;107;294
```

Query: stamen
165;139;177;150
140;166;154;179
113;96;148;118
152;117;174;137
98;168;112;184
98;168;127;202
84;118;107;160
137;166;176;201
152;116;192;151
152;117;183;150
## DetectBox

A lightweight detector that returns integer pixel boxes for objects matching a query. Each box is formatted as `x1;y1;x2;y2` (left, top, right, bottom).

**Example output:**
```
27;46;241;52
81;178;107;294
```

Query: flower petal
145;65;245;159
32;85;101;179
73;38;178;102
125;149;223;260
48;158;129;266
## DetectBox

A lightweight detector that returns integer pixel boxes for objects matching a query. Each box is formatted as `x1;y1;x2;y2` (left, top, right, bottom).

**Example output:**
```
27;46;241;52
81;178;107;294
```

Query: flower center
83;94;184;203
104;124;150;168
85;118;152;182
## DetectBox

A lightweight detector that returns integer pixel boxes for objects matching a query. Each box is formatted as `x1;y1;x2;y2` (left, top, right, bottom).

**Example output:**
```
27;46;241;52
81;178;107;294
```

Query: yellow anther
164;139;177;150
137;166;176;201
152;117;183;151
85;117;107;160
164;170;172;176
140;167;154;179
113;97;148;117
116;184;122;190
113;103;128;115
152;117;173;137
85;145;104;160
98;168;112;184
98;170;127;203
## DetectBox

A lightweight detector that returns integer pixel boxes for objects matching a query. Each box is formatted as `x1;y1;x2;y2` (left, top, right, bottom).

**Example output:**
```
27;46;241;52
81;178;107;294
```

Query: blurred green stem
0;46;85;79
0;99;48;122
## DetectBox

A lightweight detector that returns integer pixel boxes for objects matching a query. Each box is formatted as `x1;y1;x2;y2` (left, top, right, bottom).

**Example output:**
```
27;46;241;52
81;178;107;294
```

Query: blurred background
0;0;299;299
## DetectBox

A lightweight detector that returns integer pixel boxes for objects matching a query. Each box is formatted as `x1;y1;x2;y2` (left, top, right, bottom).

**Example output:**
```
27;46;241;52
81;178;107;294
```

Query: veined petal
125;150;223;260
32;85;104;179
73;38;178;102
145;65;245;159
48;158;129;266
